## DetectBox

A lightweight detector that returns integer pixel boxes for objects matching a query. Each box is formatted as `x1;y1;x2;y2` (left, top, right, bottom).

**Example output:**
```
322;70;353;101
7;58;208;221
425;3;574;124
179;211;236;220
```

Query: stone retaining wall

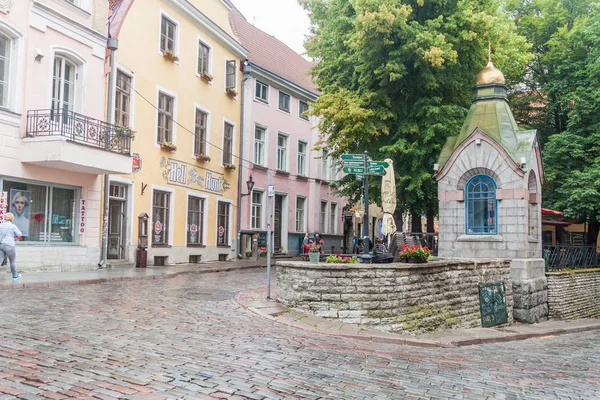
547;269;600;320
276;259;513;335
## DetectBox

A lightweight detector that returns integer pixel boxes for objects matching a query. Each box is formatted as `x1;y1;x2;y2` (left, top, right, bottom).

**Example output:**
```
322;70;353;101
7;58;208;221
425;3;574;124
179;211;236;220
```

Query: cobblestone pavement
0;269;598;400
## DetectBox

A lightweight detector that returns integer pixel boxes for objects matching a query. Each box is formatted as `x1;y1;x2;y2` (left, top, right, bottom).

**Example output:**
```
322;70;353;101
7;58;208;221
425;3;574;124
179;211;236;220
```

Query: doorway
108;184;127;259
274;195;283;251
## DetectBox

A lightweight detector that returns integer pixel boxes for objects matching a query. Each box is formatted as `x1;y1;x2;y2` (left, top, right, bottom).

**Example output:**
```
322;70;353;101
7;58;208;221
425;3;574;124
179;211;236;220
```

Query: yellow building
108;0;247;265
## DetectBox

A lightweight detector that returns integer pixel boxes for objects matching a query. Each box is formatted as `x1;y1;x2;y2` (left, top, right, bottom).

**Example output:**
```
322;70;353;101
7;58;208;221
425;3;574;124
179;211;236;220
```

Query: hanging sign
79;199;87;235
0;191;7;223
160;157;230;194
132;153;142;174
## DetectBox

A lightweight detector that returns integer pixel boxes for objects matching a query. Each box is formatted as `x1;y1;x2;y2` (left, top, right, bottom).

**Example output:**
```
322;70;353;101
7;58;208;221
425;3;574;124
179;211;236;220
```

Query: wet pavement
0;267;598;399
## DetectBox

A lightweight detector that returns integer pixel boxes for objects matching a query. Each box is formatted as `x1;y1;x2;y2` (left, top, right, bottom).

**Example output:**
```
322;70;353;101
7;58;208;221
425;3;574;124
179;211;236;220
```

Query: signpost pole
362;151;371;262
266;170;272;299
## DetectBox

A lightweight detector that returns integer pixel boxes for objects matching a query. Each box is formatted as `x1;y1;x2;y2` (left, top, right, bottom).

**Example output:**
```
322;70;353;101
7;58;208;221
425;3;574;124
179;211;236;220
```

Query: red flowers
398;244;432;262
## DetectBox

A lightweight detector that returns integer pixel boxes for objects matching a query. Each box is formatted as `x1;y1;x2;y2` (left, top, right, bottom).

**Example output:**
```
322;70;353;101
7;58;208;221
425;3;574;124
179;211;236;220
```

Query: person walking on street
0;213;23;280
302;233;310;254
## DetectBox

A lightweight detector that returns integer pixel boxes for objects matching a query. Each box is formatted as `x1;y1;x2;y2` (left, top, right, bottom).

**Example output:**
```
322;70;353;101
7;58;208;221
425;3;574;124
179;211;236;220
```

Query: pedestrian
302;233;310;254
315;233;324;254
353;235;359;254
0;213;23;280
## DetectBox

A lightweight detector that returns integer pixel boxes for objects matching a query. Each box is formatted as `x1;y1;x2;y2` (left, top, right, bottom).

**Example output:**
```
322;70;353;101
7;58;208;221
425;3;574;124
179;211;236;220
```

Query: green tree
301;0;530;231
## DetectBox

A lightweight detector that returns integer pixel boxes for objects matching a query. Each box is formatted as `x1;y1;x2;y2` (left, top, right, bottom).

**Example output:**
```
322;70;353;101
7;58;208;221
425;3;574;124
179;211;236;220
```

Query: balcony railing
543;244;600;271
26;109;132;155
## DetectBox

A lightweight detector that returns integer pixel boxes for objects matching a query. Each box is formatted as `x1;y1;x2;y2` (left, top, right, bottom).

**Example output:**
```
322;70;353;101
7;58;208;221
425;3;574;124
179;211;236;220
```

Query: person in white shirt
0;213;23;280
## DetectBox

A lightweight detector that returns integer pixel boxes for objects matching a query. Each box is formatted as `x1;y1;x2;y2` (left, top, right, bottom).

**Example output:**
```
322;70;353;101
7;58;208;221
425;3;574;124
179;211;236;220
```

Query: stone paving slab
236;286;600;348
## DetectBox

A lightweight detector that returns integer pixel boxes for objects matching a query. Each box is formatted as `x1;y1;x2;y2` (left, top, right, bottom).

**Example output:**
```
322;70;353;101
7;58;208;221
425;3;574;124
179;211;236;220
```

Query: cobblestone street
0;268;598;399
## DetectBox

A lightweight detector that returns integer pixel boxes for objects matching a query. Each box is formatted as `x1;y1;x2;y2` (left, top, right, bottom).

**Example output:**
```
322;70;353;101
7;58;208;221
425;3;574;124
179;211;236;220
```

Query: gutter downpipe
236;60;251;258
99;36;119;267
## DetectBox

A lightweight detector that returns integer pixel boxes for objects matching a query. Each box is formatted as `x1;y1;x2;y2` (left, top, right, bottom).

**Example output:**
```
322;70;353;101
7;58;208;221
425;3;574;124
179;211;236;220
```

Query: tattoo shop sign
160;157;230;194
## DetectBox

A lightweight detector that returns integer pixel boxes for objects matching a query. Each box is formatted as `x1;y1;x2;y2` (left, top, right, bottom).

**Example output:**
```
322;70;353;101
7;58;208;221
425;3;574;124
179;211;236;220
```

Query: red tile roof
229;8;318;94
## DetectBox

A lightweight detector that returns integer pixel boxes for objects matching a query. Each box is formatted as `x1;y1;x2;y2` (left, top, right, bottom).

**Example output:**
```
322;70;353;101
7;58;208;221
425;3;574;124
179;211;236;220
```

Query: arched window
466;175;497;234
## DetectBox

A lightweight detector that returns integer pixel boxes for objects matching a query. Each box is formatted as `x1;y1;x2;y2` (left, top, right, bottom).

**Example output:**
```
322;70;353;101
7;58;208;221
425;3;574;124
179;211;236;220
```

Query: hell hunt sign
161;157;230;194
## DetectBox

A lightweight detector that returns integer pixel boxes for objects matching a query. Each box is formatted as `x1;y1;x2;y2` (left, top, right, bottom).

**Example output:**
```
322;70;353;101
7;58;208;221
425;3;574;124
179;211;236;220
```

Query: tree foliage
300;0;530;224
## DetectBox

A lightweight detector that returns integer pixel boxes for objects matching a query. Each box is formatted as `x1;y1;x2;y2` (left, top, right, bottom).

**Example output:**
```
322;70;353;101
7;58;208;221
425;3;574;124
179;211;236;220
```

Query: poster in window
9;189;30;236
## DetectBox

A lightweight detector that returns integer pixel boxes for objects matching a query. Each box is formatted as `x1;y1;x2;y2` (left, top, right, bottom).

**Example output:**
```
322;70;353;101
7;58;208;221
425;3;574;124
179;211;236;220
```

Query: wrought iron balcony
26;109;132;155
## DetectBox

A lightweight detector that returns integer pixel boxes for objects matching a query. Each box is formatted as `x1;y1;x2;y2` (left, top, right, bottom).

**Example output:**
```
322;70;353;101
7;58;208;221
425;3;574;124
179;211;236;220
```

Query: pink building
0;1;131;271
230;9;348;256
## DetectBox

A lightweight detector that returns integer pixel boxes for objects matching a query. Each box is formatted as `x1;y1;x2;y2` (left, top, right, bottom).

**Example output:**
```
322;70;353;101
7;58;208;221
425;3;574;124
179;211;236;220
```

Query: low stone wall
276;259;513;335
547;269;600;320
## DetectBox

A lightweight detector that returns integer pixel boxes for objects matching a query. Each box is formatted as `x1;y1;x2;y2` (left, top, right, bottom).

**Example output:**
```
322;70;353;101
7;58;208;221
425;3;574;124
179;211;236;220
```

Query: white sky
230;0;311;56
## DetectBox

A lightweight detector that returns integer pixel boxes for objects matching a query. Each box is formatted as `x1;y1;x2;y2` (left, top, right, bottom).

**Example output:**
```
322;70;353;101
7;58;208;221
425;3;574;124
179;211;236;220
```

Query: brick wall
547;269;600;320
276;259;513;335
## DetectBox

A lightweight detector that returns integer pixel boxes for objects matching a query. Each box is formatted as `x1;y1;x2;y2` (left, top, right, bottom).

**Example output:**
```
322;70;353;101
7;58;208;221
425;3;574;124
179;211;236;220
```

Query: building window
277;133;287;171
466;175;497;234
299;100;309;120
197;41;210;75
320;201;327;233
0;33;10;108
217;201;230;245
160;15;177;53
254;126;265;165
278;91;290;113
1;179;78;243
251;191;262;229
157;92;174;144
115;71;132;128
152;190;170;245
296;197;306;232
226;60;236;90
194;109;207;156
51;56;76;119
187;196;204;246
321;150;330;181
223;122;233;164
297;141;307;176
255;80;268;102
330;203;337;235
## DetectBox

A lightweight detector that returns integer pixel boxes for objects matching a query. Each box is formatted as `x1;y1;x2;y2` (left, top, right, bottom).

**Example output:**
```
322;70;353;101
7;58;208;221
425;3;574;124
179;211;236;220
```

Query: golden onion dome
475;61;505;85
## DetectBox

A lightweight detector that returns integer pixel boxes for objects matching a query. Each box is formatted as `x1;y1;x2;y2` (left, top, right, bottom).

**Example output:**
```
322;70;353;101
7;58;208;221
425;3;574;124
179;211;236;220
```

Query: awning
542;208;563;216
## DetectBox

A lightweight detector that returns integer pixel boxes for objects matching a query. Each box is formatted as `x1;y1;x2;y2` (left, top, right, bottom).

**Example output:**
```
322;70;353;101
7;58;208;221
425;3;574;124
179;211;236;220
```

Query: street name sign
367;165;386;174
368;161;389;169
342;160;364;167
341;154;365;161
343;167;365;174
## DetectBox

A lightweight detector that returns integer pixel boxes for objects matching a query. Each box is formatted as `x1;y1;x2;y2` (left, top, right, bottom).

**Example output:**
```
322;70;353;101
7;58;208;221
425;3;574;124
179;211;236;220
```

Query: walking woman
0;213;22;280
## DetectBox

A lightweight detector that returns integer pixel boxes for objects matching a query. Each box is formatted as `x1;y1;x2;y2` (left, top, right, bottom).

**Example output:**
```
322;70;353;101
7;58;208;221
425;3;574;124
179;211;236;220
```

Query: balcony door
51;56;75;122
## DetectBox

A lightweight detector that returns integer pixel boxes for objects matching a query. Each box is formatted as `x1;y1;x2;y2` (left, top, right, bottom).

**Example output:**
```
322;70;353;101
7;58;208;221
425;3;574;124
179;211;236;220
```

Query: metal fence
26;109;132;155
543;244;600;271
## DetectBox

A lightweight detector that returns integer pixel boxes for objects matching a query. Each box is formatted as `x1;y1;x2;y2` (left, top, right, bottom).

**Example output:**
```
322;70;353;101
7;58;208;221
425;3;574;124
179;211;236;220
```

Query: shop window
217;201;230;246
187;196;204;246
1;179;77;243
152;190;170;246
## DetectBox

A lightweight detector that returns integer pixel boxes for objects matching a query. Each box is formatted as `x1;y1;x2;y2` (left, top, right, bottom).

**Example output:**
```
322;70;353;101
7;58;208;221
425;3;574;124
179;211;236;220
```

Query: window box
223;163;236;171
195;154;210;163
163;50;179;62
226;87;237;97
200;73;213;83
160;141;177;152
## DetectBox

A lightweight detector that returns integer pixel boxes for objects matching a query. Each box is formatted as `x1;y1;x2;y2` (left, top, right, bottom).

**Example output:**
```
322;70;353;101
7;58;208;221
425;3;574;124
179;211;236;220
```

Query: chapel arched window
466;175;497;234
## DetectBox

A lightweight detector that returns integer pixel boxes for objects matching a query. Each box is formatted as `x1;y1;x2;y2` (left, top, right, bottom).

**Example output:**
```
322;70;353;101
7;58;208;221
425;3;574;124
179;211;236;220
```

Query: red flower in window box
196;154;211;163
163;50;179;62
200;73;213;82
160;141;177;152
223;163;236;171
226;87;237;97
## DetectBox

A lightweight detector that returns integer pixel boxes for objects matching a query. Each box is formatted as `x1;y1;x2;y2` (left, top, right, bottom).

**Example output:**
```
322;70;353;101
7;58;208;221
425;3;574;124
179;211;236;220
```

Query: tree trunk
587;221;599;246
393;209;403;232
426;207;435;233
411;211;422;233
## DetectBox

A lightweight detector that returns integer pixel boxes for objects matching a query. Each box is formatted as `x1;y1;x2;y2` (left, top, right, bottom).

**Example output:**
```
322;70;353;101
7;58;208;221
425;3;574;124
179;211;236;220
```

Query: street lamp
240;175;255;197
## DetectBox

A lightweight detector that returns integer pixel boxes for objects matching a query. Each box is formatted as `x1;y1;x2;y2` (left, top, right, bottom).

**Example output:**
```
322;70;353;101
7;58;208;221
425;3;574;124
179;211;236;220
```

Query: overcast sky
230;0;311;56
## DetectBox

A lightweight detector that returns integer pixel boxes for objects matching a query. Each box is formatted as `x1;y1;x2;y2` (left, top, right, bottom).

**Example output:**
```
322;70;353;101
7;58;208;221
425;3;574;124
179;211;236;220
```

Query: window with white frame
217;201;230;245
223;122;233;164
51;56;76;120
321;150;330;181
226;60;236;90
330;203;337;234
255;80;268;102
251;191;263;229
278;91;290;113
299;100;309;120
254;126;265;165
320;201;328;233
157;92;174;143
160;15;177;54
187;196;204;246
152;190;170;246
0;33;10;108
295;197;306;232
277;133;288;171
297;141;307;176
194;109;207;156
115;71;132;128
198;41;210;75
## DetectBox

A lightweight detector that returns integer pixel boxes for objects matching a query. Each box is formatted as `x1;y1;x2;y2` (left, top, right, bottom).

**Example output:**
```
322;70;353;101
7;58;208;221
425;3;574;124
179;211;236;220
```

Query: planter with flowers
307;239;324;263
160;141;177;152
325;254;359;264
398;244;432;263
196;154;211;163
200;73;213;83
226;87;237;98
223;163;236;171
163;50;179;62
